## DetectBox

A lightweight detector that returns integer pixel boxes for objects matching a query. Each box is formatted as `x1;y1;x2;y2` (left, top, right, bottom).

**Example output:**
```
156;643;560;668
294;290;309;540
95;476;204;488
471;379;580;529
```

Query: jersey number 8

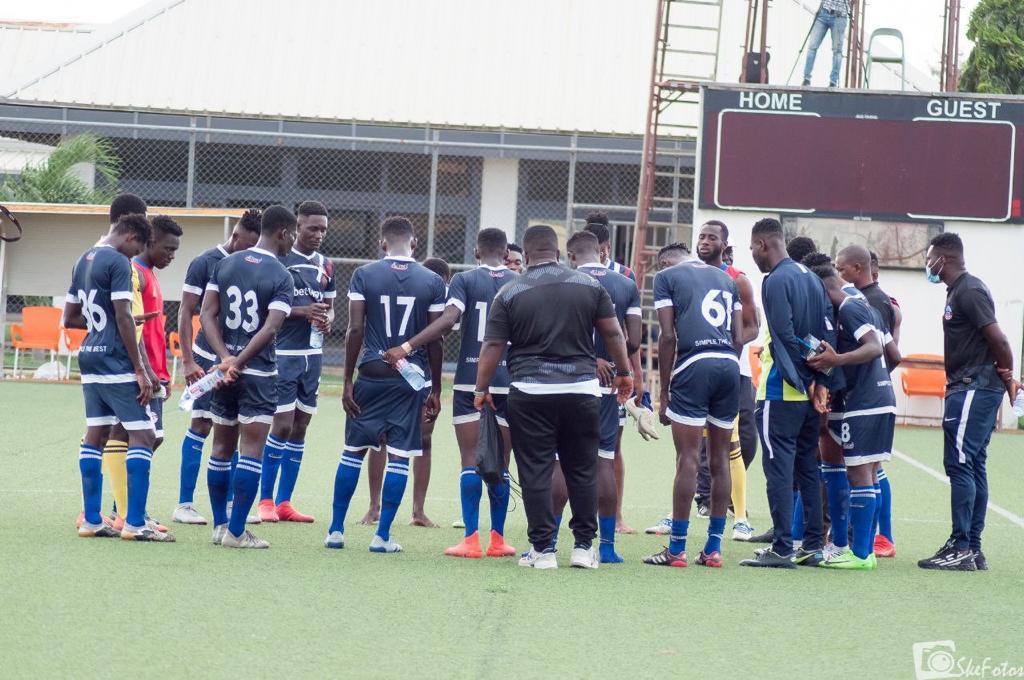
701;289;734;331
225;285;259;332
77;289;107;332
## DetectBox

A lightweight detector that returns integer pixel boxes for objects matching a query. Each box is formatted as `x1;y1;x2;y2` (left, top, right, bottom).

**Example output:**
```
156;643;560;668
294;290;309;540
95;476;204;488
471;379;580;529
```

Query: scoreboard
698;86;1024;223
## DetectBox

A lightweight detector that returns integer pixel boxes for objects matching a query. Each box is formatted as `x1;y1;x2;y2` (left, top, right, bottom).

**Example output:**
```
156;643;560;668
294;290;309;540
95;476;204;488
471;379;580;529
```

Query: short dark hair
752;217;783;238
658;242;691;258
150;215;182;239
786;235;818;264
109;193;147;223
802;251;835;280
261;205;297;235
422;257;450;281
583;218;611;245
566;230;600;255
112;213;152;244
930;232;963;256
869;250;879;266
381;216;415;241
585;211;609;226
297;200;328;218
523;224;558;253
507;243;523;255
238;208;262;234
702;219;729;242
477;228;508;257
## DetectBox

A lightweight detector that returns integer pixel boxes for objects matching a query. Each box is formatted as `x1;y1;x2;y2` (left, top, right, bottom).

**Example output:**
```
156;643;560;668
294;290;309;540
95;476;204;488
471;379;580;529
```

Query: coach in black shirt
918;233;1019;572
474;225;633;570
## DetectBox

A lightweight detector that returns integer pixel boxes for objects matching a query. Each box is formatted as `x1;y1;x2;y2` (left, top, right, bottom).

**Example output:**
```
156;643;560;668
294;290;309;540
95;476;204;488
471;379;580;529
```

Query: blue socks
669;519;689;555
228;456;261;537
207;457;232;526
329;453;364;534
79;444;103;525
459;467;482;536
850;485;877;559
705;516;726;555
125;447;153;527
821;464;850;548
377;458;410;541
791;490;805;542
487;470;511;536
179;429;205;504
260;434;286;502
599;516;623;563
226;450;238;502
276;440;304;504
877;469;893;541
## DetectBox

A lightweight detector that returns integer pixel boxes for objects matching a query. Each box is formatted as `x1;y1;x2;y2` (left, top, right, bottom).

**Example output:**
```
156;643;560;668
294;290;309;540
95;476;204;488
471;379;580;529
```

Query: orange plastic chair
62;327;88;378
749;345;763;391
899;353;946;424
168;315;200;385
10;306;62;378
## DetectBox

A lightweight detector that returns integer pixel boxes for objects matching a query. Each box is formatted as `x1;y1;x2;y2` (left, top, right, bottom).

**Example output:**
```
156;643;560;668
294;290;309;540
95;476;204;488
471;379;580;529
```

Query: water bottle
309;327;324;349
1013;390;1024;418
178;369;224;411
800;334;833;376
379;350;425;391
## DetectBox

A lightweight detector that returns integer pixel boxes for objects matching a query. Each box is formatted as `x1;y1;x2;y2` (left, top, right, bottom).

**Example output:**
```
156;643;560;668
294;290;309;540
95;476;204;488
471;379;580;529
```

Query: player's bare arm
423;310;444;421
806;330;882;371
883;338;902;371
595;315;632;404
198;288;237;383
232;309;288;371
342;298;365;418
730;307;744;354
62;300;87;330
981;321;1019;402
656;306;676;425
113;297;153;405
383;304;460;367
735;273;760;345
177;289;205;383
473;339;504;410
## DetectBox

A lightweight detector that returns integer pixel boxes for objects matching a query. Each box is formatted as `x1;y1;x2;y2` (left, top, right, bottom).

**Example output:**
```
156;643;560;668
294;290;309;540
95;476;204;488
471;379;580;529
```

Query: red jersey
721;263;744;281
132;258;169;382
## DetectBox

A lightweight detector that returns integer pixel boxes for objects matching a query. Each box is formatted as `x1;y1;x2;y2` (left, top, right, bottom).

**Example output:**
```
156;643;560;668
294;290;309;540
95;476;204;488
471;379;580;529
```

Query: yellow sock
729;439;747;522
101;440;129;518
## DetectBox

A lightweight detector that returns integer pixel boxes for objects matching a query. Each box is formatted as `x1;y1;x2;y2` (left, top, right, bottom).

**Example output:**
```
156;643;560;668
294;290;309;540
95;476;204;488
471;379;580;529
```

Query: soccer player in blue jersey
257;201;334;524
802;253;896;570
326;216;447;553
64;214;173;542
172;209;262;525
384;228;518;558
200;205;296;549
644;250;743;568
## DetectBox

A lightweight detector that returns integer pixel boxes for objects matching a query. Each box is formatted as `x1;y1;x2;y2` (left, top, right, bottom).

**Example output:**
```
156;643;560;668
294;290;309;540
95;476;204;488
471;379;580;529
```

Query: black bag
474;403;504;486
743;50;770;83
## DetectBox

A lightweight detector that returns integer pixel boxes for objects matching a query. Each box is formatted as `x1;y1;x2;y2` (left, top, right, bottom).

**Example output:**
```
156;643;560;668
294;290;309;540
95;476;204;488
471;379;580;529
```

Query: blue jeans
803;12;847;86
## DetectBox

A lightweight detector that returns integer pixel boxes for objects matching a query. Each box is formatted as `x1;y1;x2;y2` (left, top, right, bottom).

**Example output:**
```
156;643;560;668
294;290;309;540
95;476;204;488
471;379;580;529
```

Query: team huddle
66;193;1018;571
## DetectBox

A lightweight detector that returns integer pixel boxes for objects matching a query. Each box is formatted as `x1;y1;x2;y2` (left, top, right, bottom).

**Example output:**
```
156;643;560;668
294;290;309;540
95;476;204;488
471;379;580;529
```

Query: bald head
523;224;560;265
835;244;873;289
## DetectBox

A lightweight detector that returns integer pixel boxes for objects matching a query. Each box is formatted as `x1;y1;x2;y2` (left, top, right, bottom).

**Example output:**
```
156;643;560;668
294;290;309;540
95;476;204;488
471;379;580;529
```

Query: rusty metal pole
758;0;769;83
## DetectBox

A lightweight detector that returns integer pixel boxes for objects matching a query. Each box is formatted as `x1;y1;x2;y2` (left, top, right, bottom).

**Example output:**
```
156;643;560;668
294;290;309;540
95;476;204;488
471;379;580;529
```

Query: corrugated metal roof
0;21;96;95
6;0;658;136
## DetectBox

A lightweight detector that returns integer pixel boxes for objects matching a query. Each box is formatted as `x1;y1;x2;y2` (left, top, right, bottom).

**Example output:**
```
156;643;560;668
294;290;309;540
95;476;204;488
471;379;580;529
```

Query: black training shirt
859;282;896;336
484;261;615;396
943;272;1001;394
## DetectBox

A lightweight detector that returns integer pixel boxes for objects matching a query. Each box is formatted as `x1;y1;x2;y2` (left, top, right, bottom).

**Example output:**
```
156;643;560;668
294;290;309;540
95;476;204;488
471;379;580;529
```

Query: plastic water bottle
396;358;426;391
800;334;834;376
178;369;224;411
309;327;324;349
1013;390;1024;418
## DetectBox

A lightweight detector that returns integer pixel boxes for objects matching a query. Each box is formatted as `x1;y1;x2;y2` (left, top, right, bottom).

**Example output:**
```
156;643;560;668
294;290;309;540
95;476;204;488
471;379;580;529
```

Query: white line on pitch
893;449;1024;531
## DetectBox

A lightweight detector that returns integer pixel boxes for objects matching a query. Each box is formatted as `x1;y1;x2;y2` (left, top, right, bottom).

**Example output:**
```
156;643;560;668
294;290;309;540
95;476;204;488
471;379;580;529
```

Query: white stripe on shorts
955;390;975;464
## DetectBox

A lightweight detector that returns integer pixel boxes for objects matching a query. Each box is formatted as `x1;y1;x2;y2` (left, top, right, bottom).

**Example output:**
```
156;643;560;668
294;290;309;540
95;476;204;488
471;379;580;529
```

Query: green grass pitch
1;380;1022;679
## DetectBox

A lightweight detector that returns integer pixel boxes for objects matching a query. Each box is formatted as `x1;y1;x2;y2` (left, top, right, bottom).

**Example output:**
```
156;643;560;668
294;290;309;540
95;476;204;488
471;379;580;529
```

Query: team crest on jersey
590;269;607;277
944;305;953;321
390;262;409;271
245;254;262;264
86;251;96;261
490;271;506;278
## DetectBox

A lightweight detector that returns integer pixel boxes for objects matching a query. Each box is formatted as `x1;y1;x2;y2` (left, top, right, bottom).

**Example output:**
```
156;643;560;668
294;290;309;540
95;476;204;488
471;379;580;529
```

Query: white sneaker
226;500;261;525
519;549;558;569
324;531;345;549
368;535;402;553
452;519;465;529
732;520;754;541
644;514;672;535
570;545;599;569
221;529;269;549
793;539;803;550
172;503;208;525
121;523;175;542
211;524;227;545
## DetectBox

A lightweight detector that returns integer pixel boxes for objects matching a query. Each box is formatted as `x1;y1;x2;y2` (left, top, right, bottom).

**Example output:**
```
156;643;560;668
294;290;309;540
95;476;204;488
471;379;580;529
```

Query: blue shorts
598;392;625;459
277;354;322;415
666;355;740;429
82;381;154;431
452;390;508;427
345;375;426;457
190;352;217;420
210;373;277;426
827;395;896;466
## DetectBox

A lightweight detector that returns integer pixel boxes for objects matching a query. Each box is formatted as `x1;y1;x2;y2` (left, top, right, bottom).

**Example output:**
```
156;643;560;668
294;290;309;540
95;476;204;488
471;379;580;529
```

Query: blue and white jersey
607;259;636;282
348;255;447;372
181;244;228;362
835;295;896;413
447;264;517;393
66;245;136;383
653;260;741;375
277;248;337;355
205;247;293;375
578;262;641;364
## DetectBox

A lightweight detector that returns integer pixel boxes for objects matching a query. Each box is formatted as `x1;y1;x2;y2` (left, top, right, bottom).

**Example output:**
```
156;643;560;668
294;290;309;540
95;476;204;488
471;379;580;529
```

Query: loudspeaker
743;50;771;83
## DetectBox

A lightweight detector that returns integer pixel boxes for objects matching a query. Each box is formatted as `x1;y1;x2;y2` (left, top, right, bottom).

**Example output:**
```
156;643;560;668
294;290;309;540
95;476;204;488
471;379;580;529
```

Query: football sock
124;446;154;528
376;458;410;541
207;457;232;526
179;429;205;504
850;485;877;559
669;519;689;555
79;444;104;525
792;490;805;541
487;470;511;536
459;467;482;537
259;434;286;502
228;456;262;537
729;441;747;520
276;440;304;505
598;516;622;562
877;468;893;541
226;450;238;502
871;482;882;540
329;453;364;534
705;516;726;555
101;439;129;519
821;464;850;547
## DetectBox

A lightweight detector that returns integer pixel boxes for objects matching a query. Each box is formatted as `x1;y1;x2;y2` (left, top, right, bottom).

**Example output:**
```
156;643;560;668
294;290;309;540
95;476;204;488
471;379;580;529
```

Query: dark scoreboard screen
699;86;1024;222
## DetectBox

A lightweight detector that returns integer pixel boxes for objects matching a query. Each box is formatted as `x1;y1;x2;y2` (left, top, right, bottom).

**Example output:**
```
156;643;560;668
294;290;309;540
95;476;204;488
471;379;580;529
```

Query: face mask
925;257;944;284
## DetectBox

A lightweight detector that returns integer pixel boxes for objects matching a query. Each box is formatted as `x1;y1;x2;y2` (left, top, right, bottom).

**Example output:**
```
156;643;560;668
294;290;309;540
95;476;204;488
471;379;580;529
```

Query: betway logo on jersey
390;262;409;271
293;286;323;301
245;254;262;264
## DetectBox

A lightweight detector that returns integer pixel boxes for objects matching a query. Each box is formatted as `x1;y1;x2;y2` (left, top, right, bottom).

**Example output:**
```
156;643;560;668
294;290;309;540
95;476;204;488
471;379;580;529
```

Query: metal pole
426;129;439;258
758;0;769;83
185;116;197;208
566;133;578;238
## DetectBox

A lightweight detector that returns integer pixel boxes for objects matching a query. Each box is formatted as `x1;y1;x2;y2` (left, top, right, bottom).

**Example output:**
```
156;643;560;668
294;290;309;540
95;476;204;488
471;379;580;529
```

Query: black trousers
507;389;600;551
695;375;758;504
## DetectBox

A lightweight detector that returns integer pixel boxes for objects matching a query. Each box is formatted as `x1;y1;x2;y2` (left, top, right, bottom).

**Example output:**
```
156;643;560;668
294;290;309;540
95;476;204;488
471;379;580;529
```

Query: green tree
960;0;1024;94
0;133;122;204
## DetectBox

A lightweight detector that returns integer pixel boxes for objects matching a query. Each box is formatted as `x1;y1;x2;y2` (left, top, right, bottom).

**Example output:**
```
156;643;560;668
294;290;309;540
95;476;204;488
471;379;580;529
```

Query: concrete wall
479;157;519;242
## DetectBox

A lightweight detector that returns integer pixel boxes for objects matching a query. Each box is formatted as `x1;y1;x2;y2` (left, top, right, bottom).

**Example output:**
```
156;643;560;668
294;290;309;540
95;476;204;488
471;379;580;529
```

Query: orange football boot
445;531;484;559
486;530;517;557
873;535;896;558
276;501;314;523
258;499;280;522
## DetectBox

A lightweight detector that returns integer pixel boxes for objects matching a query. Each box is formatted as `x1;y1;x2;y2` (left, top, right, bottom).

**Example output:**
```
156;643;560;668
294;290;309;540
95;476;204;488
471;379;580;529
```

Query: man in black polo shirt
474;225;633;570
918;233;1019;572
